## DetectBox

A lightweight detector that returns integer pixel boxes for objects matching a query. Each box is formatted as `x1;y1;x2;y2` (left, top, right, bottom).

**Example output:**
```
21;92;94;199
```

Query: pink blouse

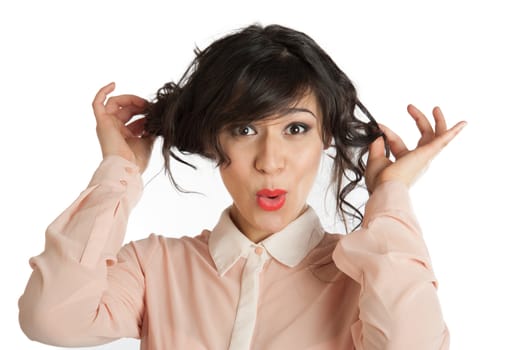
19;156;449;349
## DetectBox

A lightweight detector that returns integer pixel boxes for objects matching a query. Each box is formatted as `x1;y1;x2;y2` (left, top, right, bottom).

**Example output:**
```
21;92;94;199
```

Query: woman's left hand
365;104;466;193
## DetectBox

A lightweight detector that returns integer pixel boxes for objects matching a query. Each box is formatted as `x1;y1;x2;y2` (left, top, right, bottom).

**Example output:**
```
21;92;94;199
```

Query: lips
256;189;287;211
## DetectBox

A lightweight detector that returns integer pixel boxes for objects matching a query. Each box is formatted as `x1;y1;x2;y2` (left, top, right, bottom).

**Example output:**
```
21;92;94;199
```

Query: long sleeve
19;156;146;347
332;181;450;350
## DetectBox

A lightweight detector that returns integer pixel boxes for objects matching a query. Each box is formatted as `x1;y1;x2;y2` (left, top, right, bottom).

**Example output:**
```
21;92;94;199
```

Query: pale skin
218;93;325;242
92;82;466;242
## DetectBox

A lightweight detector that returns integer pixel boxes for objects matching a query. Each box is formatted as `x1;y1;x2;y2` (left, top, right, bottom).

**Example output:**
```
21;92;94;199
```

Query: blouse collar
208;206;325;276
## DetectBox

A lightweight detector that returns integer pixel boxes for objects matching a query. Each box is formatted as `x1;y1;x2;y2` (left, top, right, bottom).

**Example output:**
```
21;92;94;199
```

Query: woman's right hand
92;82;155;173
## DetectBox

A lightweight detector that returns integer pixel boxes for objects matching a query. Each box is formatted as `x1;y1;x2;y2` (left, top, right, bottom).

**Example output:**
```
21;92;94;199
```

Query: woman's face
218;93;325;242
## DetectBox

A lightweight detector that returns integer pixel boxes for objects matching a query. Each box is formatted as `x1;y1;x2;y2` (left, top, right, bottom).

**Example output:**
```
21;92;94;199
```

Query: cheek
219;160;250;198
290;148;323;197
296;146;323;175
219;143;242;181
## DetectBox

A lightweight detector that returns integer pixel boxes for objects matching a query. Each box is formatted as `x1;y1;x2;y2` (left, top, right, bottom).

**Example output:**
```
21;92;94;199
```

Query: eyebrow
280;107;318;119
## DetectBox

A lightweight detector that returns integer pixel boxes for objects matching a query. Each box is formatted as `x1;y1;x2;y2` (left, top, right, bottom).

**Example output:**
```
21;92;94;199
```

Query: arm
335;105;465;349
19;83;156;346
19;156;145;346
333;180;449;349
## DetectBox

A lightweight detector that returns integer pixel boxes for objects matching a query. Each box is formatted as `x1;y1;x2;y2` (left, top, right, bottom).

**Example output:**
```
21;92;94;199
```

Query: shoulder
118;230;212;266
303;231;350;283
318;231;344;249
306;231;345;264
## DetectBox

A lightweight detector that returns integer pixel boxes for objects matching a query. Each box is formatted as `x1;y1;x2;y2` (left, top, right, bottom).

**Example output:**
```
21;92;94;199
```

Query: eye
233;125;256;136
285;123;310;135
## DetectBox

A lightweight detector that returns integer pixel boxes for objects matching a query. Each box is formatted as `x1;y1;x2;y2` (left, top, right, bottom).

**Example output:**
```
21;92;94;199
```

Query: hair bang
219;55;314;125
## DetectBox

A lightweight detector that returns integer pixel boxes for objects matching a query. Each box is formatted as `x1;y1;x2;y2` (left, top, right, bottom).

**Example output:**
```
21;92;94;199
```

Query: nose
254;133;285;175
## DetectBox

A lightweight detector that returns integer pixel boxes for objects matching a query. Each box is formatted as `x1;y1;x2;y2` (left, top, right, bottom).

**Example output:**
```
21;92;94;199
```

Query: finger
368;135;385;161
114;104;148;124
106;95;148;123
436;120;467;149
366;136;391;193
408;104;434;140
92;82;115;122
105;95;147;114
433;106;447;135
420;120;467;159
379;124;409;159
126;117;148;137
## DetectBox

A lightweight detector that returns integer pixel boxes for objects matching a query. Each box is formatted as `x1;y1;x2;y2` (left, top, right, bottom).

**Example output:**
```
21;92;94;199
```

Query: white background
2;0;525;349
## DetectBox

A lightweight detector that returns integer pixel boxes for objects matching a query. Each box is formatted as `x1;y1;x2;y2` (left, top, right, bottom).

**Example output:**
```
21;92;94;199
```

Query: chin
259;222;288;235
255;208;295;232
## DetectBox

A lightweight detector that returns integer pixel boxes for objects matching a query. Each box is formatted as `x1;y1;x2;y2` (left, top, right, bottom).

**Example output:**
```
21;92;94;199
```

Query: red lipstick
256;189;287;211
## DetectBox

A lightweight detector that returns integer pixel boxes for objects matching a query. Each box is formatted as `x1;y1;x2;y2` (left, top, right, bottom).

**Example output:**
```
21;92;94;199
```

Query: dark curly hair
144;23;386;230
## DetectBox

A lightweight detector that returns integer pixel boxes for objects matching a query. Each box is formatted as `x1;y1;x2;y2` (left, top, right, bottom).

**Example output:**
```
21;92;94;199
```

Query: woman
19;24;465;349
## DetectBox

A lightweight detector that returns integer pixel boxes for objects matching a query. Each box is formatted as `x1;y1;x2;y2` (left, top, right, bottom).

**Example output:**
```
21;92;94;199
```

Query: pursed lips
256;188;287;211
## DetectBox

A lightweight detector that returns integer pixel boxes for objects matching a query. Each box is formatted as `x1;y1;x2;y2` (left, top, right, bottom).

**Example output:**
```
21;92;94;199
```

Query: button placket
228;246;268;350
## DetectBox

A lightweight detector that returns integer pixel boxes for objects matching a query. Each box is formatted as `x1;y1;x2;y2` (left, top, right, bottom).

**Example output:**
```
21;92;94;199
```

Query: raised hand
92;82;155;173
365;104;466;193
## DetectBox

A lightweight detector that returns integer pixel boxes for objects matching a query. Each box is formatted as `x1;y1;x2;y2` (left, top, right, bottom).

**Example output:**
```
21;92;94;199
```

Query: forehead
217;89;323;134
293;92;320;116
265;91;321;122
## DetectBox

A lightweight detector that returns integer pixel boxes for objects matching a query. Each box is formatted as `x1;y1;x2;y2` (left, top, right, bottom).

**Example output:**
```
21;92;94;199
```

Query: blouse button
254;246;264;256
119;179;127;186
